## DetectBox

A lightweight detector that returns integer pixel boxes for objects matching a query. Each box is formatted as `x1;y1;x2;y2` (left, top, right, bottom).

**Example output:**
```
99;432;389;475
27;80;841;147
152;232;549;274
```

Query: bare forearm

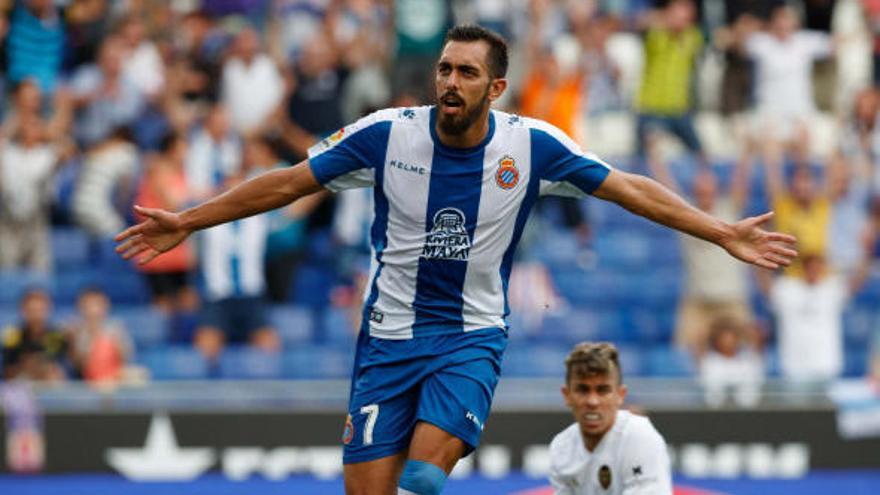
595;171;733;245
179;162;322;232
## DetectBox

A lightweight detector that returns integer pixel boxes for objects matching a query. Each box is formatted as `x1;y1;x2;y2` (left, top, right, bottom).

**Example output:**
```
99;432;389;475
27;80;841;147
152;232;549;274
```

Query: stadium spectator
699;317;764;408
67;287;134;385
745;4;833;170
246;136;328;303
117;16;165;102
648;159;753;357
185;103;243;201
0;114;70;273
69;35;146;148
134;133;197;313
283;31;351;158
766;162;832;277
1;289;68;382
518;34;592;248
5;0;65;93
574;15;622;121
761;254;871;384
267;0;330;64
0;78;73;146
220;26;285;137
635;0;707;169
64;0;112;70
390;0;453;100
866;0;880;85
835;87;880;196
335;0;393;123
72;127;139;238
193;163;280;364
826;128;877;274
549;342;673;494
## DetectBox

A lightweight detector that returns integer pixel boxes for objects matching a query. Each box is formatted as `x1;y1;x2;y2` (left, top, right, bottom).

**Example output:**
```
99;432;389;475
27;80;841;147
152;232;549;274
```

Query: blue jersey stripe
310;121;393;186
530;128;610;194
360;124;393;332
412;111;494;335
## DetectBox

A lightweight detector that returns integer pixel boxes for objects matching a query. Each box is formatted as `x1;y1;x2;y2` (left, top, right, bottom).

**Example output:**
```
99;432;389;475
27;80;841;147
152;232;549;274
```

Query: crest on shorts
598;465;612;490
495;155;519;190
342;414;354;445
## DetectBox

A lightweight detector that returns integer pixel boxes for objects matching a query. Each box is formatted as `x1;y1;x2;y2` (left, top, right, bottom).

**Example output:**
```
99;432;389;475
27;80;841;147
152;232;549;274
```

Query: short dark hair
443;24;508;79
565;342;622;385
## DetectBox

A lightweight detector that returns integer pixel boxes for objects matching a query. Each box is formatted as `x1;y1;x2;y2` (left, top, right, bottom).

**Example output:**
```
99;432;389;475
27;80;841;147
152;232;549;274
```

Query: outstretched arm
592;169;797;269
115;160;323;264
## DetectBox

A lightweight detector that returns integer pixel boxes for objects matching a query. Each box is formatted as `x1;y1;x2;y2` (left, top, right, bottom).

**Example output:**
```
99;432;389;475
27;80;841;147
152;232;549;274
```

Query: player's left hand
720;211;798;270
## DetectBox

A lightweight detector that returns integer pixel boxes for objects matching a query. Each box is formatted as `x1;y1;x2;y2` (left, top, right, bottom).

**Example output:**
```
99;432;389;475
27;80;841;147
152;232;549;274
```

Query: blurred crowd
0;0;879;405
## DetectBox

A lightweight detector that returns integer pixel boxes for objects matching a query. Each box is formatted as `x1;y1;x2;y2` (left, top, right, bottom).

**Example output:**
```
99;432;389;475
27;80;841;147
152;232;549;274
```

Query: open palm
114;205;191;265
721;212;797;270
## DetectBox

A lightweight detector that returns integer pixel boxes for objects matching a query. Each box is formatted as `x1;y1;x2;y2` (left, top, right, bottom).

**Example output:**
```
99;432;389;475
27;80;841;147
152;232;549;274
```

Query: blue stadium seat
114;305;169;350
219;346;283;379
501;345;567;378
267;305;314;346
615;345;645;377
645;347;696;377
843;347;869;378
282;345;352;379
141;347;209;380
50;227;91;269
843;307;874;347
318;308;358;346
0;270;51;305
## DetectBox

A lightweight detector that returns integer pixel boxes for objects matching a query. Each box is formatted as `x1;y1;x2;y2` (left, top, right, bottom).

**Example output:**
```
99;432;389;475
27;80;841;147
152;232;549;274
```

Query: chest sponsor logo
389;159;427;175
495;155;519;190
421;207;471;261
598;464;612;490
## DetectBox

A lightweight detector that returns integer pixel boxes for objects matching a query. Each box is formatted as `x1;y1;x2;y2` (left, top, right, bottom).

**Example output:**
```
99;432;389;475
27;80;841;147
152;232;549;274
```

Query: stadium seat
267;304;314;346
318;307;358;346
140;347;209;380
501;345;567;378
219;346;283;380
843;307;874;347
114;305;169;351
0;270;51;305
645;347;696;377
50;227;91;269
282;345;352;379
843;347;869;378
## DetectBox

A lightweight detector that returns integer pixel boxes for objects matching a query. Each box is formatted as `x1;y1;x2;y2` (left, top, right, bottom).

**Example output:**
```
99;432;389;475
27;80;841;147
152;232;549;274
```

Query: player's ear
617;384;628;404
561;384;572;405
488;78;507;102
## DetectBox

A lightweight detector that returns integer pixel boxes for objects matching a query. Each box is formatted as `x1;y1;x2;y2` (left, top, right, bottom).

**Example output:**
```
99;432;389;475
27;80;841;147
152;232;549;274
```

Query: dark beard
437;88;490;136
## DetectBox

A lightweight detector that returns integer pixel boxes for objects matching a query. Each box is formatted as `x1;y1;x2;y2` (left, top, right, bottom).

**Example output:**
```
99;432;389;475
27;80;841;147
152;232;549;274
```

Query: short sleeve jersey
309;106;611;339
549;410;673;495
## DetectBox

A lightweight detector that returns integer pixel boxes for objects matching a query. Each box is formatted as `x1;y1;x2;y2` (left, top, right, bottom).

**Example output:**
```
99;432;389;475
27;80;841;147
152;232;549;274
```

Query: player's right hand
114;205;191;265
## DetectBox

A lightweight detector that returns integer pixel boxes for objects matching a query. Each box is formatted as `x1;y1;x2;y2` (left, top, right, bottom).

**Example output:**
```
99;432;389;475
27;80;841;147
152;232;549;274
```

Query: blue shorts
341;328;507;464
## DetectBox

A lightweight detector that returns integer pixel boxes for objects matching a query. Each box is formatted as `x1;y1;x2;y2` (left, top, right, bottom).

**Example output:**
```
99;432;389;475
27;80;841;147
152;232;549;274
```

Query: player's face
562;372;626;441
435;41;499;135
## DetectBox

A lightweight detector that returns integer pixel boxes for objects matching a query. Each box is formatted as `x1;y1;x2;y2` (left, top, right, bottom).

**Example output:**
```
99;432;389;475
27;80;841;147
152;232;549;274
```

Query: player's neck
435;111;491;149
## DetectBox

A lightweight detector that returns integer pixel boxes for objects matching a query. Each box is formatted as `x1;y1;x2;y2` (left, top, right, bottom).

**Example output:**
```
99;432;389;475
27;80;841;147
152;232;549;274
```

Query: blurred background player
550;342;672;495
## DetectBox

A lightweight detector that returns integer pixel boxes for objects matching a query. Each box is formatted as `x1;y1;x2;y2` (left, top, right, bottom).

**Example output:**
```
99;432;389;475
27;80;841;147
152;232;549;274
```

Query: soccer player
115;25;796;495
550;342;672;494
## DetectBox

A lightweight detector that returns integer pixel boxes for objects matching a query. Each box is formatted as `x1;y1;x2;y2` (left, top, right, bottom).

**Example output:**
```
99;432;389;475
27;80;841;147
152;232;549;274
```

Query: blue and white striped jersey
309;106;611;339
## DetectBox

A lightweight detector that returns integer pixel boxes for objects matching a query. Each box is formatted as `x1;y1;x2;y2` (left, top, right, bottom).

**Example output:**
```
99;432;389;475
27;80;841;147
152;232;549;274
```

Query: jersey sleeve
620;419;673;495
529;121;612;198
307;111;393;192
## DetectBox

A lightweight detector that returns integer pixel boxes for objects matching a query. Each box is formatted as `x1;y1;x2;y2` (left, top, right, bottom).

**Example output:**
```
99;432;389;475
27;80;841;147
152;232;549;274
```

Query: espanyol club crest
342;414;354;445
495;155;519;190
